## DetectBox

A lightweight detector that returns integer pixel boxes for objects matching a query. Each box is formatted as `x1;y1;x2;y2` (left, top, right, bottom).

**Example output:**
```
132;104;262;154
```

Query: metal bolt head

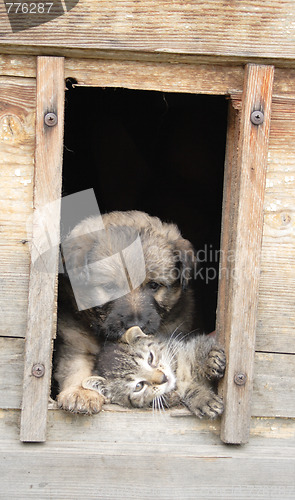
234;372;247;386
44;112;58;127
32;363;45;378
250;110;264;125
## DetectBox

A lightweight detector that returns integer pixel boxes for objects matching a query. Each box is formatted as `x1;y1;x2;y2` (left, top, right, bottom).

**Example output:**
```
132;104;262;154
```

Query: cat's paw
57;386;105;415
192;394;224;419
205;346;226;379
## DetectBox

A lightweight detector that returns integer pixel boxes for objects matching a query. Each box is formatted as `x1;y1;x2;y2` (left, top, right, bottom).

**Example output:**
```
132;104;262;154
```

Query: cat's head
82;326;176;408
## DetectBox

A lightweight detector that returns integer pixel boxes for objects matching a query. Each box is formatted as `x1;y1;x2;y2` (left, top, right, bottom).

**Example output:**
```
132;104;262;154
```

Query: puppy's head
61;212;196;340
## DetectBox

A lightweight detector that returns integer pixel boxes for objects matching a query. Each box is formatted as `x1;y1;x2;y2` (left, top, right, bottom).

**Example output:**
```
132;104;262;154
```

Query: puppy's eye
134;381;145;392
148;352;154;366
148;281;160;291
103;283;116;292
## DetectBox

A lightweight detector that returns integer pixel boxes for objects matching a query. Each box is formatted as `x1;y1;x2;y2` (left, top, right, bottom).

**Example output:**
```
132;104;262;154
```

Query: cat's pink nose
152;370;168;385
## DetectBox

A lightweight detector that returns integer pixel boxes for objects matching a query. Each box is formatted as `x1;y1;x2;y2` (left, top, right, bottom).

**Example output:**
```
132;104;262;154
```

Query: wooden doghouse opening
61;85;228;335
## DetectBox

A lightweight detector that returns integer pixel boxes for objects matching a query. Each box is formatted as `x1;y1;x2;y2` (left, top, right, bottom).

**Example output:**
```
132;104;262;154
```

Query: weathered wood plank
2;337;295;418
256;97;295;353
252;353;295;418
217;64;274;444
1;410;295;499
273;68;295;98
1;1;295;65
0;77;36;338
64;60;295;98
2;408;295;442
20;57;65;442
0;338;24;409
65;58;244;95
222;95;295;354
0;54;36;77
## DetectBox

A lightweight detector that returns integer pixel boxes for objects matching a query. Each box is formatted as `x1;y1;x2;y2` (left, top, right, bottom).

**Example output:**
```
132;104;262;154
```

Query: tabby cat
83;327;226;418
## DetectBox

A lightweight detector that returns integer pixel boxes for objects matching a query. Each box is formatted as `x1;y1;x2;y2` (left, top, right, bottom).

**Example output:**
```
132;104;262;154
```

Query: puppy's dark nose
124;316;146;331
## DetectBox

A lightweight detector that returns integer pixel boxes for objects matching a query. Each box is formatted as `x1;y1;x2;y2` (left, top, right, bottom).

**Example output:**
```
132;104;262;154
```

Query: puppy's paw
192;394;224;420
57;386;105;415
205;346;226;379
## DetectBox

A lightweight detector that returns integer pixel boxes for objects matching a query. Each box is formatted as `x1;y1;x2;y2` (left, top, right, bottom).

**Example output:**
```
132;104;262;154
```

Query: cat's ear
82;376;106;395
121;326;148;344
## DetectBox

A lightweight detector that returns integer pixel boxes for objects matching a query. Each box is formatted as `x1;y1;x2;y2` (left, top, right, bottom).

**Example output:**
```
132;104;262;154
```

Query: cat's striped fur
83;327;226;419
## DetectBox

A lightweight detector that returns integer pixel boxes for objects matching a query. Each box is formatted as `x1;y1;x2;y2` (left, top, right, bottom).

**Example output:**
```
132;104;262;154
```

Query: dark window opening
62;86;227;334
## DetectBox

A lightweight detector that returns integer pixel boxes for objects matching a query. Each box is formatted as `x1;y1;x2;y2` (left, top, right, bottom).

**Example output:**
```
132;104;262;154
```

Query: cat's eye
134;381;145;392
148;351;155;366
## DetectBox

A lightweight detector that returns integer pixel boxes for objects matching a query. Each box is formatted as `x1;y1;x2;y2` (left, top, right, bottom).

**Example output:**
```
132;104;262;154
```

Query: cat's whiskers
164;337;187;364
161;393;170;409
151;394;167;420
156;395;166;420
165;329;198;363
164;337;182;363
165;329;192;356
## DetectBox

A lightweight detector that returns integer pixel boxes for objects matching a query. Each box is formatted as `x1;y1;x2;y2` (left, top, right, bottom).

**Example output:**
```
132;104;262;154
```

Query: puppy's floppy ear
121;326;148;344
82;376;106;395
173;238;196;289
61;232;96;283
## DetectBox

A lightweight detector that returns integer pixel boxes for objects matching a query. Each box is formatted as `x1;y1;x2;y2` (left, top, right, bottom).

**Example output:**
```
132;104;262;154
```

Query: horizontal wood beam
0;1;295;67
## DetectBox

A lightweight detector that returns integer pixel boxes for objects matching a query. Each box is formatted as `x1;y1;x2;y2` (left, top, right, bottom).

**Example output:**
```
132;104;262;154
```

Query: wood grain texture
252;353;295;418
65;58;244;95
1;409;295;499
0;54;36;77
64;60;295;97
0;56;295;98
2;339;295;418
256;97;295;353
20;57;65;442
0;338;24;409
0;1;295;65
217;64;274;444
0;77;36;337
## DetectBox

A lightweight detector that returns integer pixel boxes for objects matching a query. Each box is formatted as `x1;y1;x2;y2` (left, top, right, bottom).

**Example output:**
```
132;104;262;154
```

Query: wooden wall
257;97;295;354
1;407;295;499
1;56;294;414
0;75;35;338
0;54;294;496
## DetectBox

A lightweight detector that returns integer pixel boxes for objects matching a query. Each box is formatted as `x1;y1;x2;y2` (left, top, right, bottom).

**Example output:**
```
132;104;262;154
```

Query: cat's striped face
83;333;177;409
124;338;176;408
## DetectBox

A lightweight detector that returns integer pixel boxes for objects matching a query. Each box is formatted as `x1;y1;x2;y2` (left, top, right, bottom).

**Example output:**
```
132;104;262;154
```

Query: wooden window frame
20;56;274;444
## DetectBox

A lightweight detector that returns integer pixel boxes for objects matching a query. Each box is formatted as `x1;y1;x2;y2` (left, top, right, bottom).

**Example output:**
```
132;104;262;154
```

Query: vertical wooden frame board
216;64;274;444
20;57;65;442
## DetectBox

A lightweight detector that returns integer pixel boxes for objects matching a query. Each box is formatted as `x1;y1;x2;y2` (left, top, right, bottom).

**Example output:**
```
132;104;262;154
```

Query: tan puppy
55;210;196;414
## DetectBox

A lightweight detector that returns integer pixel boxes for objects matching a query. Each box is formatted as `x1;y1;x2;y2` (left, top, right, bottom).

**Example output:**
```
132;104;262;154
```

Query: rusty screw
250;110;264;125
32;363;45;378
44;112;58;127
234;372;247;386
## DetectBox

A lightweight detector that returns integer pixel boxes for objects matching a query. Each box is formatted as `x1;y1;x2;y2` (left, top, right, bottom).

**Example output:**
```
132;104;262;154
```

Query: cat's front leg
183;385;224;419
204;344;226;380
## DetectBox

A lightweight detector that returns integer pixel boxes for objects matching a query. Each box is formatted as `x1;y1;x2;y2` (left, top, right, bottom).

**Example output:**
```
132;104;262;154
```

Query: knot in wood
234;372;247;386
